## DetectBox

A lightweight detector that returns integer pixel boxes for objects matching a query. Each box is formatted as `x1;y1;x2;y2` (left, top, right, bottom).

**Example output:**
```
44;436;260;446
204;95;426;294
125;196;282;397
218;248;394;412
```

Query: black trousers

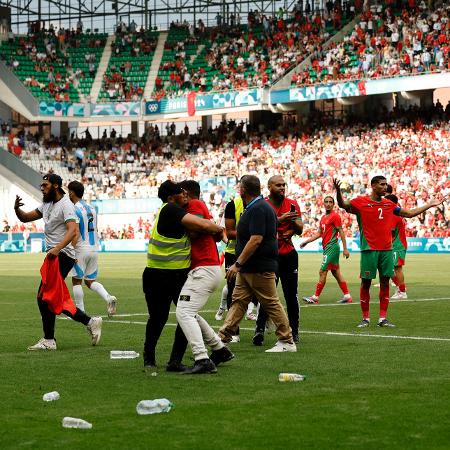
142;267;189;365
38;252;91;340
225;252;258;336
255;249;299;336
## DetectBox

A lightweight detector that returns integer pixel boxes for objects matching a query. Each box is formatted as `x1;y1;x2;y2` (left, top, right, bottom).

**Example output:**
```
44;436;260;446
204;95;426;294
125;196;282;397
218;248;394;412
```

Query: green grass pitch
1;253;450;449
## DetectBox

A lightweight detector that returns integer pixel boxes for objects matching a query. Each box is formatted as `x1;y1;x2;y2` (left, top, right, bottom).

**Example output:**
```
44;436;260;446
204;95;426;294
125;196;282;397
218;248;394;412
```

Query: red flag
187;91;196;116
39;255;77;315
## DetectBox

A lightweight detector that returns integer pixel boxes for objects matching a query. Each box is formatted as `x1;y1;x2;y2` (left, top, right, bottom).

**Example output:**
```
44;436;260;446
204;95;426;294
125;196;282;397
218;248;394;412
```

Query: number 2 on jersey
378;208;384;220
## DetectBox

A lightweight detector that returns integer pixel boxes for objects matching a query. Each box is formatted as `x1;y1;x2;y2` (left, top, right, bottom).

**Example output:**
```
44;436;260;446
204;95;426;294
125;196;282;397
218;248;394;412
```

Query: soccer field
1;252;450;450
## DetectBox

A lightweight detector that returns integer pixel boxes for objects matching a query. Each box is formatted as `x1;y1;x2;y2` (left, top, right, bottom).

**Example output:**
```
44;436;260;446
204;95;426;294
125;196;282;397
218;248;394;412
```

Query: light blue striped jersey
74;200;98;251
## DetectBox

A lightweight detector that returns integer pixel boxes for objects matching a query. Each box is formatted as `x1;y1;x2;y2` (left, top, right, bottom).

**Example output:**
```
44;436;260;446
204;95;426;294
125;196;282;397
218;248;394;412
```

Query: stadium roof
1;0;298;33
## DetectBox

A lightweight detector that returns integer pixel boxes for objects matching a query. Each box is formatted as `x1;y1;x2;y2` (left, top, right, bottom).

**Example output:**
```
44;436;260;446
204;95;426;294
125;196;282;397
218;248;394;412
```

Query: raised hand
332;178;341;191
14;195;24;210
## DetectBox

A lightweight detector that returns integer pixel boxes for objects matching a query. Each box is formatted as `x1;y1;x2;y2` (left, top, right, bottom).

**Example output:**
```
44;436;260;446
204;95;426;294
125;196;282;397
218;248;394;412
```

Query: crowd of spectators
153;1;353;99
3;23;106;101
291;1;450;86
4;101;449;238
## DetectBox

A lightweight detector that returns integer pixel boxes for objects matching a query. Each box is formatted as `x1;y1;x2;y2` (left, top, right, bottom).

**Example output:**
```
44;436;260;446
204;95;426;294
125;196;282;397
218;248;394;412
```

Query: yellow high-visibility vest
147;203;191;269
225;197;244;255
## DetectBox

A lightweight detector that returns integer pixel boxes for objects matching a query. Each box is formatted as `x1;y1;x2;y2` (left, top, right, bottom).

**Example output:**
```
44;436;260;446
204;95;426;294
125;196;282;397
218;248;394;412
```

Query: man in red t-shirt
176;180;234;374
253;175;303;345
334;176;447;328
300;196;352;304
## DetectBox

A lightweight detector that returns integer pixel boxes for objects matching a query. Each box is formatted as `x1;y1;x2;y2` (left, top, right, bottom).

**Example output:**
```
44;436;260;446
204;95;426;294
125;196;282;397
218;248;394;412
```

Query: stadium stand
152;4;353;98
291;2;450;86
97;26;158;101
0;28;107;101
3;102;449;238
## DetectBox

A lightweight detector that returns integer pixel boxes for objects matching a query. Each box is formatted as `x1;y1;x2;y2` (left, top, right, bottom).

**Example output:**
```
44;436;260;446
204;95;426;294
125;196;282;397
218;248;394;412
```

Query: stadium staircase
0;146;42;200
91;34;115;102
271;15;361;90
143;31;168;100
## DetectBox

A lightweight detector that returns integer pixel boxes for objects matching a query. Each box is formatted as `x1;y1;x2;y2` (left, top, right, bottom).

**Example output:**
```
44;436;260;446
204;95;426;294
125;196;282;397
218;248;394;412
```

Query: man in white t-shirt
13;174;102;350
67;180;117;316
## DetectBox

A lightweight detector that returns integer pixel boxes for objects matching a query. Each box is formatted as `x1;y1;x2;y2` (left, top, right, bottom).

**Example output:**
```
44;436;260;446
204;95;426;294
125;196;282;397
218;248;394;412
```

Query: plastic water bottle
110;350;140;359
136;399;173;415
62;417;93;429
43;391;60;402
278;373;306;382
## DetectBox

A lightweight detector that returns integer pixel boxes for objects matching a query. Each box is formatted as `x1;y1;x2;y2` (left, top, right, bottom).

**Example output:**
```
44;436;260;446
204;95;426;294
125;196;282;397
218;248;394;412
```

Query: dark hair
67;180;84;198
324;195;335;204
386;184;393;194
179;180;200;199
385;194;398;204
158;180;183;202
240;175;261;197
371;175;387;186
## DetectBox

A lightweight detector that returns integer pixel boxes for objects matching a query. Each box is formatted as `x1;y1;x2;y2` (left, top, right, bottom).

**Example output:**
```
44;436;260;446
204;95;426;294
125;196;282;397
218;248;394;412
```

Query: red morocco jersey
349;196;400;251
266;196;302;255
320;211;342;249
187;199;220;269
391;214;408;251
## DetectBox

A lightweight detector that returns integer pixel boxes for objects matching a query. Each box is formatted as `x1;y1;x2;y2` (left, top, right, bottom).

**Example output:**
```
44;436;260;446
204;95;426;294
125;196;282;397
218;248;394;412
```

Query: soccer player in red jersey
385;194;408;299
176;180;234;374
253;175;303;345
300;196;352;304
334;176;447;328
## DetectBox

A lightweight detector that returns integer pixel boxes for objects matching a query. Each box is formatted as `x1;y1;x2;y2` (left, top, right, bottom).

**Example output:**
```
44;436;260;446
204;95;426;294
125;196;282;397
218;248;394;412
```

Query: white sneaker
107;295;117;317
391;291;407;300
265;341;297;353
246;312;257;321
215;307;226;321
230;335;240;343
28;338;57;351
87;317;103;346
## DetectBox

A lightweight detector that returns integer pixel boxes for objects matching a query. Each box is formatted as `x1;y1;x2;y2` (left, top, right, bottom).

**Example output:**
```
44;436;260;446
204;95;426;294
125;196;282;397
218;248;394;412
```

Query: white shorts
70;251;98;280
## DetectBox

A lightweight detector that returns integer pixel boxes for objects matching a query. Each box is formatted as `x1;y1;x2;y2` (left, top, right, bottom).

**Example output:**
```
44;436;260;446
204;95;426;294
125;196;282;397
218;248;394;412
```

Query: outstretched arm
399;195;449;218
14;195;42;223
300;230;321;248
333;178;352;212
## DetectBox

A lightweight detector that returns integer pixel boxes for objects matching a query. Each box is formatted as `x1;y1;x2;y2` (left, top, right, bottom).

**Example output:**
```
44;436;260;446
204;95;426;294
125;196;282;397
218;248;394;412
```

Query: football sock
399;283;406;293
360;286;370;319
338;281;349;295
247;302;255;315
314;282;325;297
72;285;85;311
89;281;110;302
392;276;399;286
379;285;390;318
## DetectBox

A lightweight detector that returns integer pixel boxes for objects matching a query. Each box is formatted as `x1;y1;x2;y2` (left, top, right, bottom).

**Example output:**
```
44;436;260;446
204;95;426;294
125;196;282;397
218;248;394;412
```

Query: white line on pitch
102;320;450;342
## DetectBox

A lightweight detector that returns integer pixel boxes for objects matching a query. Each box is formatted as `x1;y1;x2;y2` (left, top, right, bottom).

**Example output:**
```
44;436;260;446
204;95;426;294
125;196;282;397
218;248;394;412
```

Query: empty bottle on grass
278;373;306;382
43;391;60;401
136;399;173;415
110;350;140;359
62;417;93;429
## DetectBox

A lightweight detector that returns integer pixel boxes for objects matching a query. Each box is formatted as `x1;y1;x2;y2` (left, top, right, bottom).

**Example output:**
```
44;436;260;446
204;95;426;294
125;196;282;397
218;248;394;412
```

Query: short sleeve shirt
265;197;301;255
187;199;219;268
349;196;400;251
156;203;187;238
320;211;342;249
236;197;278;273
391;214;408;251
37;195;77;258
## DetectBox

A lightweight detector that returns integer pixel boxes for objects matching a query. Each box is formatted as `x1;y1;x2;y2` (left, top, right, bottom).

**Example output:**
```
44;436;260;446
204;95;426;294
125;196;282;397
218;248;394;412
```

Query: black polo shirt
236;196;278;273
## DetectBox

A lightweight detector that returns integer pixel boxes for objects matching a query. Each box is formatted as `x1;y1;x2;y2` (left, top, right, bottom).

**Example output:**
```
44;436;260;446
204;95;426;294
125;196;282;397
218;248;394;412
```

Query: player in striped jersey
300;196;352;304
67;181;117;317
